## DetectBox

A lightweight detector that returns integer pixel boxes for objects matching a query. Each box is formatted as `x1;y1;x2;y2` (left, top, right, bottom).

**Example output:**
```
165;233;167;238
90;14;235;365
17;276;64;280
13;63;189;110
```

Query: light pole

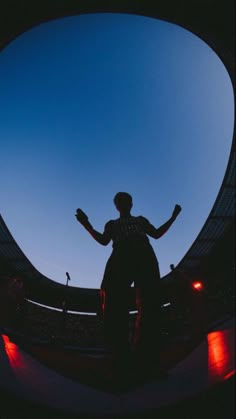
65;271;71;287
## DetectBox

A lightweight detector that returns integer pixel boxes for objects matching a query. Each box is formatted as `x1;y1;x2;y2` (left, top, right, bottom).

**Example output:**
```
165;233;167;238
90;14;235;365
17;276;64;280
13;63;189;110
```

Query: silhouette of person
75;192;181;376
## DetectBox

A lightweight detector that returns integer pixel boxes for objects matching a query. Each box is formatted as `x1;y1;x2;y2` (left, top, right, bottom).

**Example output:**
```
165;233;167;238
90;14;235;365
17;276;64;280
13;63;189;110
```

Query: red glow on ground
192;281;203;291
2;334;23;369
224;369;236;381
208;330;232;382
100;289;105;313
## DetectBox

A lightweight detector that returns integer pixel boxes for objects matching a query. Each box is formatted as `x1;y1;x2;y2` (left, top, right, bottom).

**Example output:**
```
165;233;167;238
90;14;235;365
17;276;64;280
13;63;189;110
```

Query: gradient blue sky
0;13;234;289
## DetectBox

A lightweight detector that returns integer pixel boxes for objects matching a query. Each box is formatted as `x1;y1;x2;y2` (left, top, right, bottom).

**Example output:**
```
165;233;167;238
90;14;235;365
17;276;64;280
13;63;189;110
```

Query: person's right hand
75;208;89;226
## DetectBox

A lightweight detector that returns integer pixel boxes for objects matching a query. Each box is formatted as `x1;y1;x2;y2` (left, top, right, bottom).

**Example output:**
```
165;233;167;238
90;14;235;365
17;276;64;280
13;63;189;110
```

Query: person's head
114;192;133;214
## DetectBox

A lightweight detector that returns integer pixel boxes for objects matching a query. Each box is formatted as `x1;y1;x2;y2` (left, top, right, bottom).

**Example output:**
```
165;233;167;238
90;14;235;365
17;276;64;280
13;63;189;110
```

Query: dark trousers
100;243;161;370
100;281;161;370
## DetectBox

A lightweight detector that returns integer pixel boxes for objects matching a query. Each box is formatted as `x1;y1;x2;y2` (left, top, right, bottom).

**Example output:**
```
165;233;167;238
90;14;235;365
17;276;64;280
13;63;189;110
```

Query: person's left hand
172;204;182;219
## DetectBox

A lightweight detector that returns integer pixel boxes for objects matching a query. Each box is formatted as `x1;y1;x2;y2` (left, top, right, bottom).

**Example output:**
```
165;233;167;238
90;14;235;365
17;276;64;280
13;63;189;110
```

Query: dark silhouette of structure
169;264;207;339
76;192;182;374
0;1;235;416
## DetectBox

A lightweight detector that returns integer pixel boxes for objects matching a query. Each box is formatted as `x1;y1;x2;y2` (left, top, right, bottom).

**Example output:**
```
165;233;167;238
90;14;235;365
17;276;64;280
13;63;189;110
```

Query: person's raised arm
145;204;182;239
75;209;111;246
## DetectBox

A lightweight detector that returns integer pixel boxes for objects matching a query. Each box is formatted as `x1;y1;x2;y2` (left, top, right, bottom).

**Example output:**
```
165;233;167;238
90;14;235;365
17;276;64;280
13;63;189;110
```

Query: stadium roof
0;0;235;310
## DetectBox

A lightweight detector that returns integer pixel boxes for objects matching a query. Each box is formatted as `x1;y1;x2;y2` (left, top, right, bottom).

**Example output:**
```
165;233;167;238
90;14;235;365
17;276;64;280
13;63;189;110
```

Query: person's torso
108;216;150;248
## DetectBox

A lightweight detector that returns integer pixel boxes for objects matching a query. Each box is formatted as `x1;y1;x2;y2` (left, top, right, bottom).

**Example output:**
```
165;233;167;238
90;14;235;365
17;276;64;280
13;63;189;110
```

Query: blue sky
0;13;234;289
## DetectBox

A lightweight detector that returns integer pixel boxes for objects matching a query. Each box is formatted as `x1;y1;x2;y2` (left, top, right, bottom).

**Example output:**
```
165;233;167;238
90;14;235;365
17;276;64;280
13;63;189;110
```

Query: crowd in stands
18;301;106;347
0;272;235;348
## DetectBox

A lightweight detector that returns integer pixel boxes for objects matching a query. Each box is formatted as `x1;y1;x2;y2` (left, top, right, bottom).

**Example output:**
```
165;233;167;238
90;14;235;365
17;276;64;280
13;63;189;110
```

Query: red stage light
2;334;22;368
192;281;204;291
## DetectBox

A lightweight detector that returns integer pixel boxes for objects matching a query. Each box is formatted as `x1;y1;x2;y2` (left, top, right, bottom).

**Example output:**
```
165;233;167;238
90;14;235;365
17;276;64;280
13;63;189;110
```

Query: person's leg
101;285;131;378
133;283;167;380
134;284;161;360
133;248;162;375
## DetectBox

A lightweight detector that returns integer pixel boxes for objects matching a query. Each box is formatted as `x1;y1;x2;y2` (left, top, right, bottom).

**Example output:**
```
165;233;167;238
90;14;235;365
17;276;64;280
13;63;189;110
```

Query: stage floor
0;318;235;417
